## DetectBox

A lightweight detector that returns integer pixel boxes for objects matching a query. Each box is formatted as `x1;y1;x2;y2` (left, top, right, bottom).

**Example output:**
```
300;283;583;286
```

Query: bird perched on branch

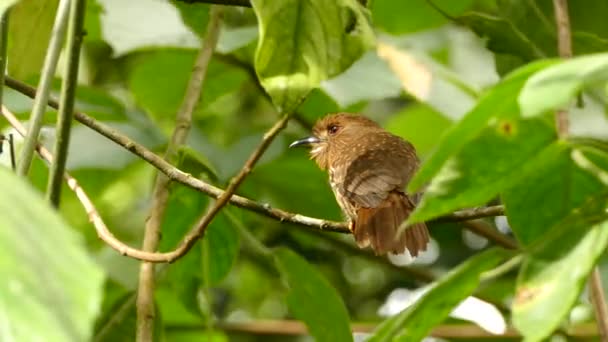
290;113;429;256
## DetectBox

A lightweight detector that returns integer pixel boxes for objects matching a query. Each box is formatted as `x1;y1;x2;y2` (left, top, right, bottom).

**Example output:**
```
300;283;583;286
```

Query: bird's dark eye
327;124;340;135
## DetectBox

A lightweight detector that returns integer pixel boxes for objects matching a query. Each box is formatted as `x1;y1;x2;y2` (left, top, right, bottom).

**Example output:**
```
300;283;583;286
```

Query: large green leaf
503;145;608;245
514;222;608;342
409;117;556;224
368;248;509;342
251;0;374;114
0;167;104;341
274;248;353;342
8;0;58;79
409;60;556;193
502;145;608;341
519;53;608;118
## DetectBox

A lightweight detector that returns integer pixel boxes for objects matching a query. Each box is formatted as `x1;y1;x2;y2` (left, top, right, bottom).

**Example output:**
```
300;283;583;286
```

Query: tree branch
16;0;70;176
46;0;86;207
136;6;224;341
4;76;509;262
175;0;251;7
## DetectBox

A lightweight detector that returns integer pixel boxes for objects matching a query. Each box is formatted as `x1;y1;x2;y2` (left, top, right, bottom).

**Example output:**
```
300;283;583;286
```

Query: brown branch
461;220;517;250
166;115;291;260
166;320;599;338
136;6;224;341
4;76;508;261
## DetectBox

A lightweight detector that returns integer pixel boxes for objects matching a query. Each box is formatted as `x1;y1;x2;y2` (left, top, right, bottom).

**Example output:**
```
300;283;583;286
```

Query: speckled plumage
304;113;429;256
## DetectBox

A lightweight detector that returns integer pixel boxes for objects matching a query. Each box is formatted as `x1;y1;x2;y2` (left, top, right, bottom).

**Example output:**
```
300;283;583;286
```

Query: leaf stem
591;267;608;341
46;0;86;207
16;0;70;176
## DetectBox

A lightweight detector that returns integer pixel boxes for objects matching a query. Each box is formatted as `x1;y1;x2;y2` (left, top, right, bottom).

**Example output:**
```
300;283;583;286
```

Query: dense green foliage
2;0;608;341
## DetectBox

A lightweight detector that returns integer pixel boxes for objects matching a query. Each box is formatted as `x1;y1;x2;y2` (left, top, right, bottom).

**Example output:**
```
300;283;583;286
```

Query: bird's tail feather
354;192;429;256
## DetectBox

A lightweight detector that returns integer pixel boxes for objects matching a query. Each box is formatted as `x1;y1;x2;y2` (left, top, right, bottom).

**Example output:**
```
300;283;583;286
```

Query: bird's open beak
289;136;321;148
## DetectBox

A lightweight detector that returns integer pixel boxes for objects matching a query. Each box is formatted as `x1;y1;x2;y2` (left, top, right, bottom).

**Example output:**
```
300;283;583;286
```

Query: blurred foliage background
3;0;608;341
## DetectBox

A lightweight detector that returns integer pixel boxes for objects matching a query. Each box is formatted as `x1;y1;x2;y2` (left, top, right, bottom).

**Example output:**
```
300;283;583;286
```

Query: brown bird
290;113;429;256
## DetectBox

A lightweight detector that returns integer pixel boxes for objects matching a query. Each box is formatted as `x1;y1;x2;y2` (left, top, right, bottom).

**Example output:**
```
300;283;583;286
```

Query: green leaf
409;59;556;193
519;53;608;118
368;248;508;342
160;186;209;316
409;117;556;224
514;222;608;342
503;145;608;245
456;12;544;62
372;0;474;34
8;0;58;80
127;50;247;128
170;0;209;37
0;167;104;341
502;145;608;341
203;211;240;286
251;0;375;114
274;248;353;342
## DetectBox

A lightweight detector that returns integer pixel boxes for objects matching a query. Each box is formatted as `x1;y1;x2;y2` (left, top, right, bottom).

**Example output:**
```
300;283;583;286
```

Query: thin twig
16;0;71;176
591;267;608;341
553;0;571;137
8;134;15;170
2;106;113;256
136;6;224;342
3;76;509;262
165;114;290;261
46;0;86;207
461;220;517;250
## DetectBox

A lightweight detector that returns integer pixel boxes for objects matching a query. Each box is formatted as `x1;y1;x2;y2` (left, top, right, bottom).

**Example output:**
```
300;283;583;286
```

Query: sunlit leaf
503;145;608;341
251;0;374;113
369;248;509;342
8;0;58;79
513;222;608;342
409;60;556;193
0;167;104;341
519;53;608;118
274;248;353;342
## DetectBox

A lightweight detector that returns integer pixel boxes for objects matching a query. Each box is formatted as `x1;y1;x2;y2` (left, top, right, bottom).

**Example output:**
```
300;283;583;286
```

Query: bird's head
289;113;380;169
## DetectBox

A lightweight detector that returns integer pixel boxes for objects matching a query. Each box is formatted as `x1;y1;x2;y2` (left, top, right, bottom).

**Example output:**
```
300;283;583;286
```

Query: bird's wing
338;136;418;208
